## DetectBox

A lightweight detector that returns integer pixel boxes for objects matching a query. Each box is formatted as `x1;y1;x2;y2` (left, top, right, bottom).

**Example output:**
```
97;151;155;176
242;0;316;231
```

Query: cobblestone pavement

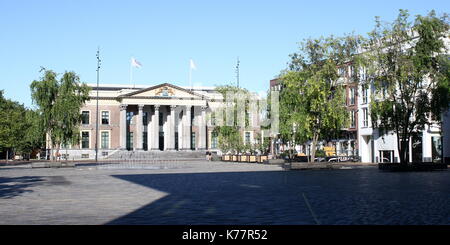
1;161;449;225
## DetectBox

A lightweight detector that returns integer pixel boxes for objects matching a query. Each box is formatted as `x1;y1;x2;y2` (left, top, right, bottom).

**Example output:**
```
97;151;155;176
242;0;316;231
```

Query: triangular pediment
119;83;207;99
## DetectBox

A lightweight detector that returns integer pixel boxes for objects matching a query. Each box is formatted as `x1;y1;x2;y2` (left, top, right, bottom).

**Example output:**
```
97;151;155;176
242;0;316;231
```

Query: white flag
131;57;142;68
190;59;196;70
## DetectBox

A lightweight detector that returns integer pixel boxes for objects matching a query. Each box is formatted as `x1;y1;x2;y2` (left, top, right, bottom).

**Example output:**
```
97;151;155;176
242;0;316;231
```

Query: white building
357;77;446;164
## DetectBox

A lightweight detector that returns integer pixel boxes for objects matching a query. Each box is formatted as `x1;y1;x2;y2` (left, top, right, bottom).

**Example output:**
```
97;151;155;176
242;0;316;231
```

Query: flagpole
130;58;133;88
189;65;192;91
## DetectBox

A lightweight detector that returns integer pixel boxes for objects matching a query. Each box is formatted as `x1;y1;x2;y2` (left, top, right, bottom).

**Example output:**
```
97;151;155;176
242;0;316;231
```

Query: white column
167;105;176;150
136;104;144;150
151;105;160;150
119;104;127;150
198;106;207;150
183;105;192;150
147;107;152;151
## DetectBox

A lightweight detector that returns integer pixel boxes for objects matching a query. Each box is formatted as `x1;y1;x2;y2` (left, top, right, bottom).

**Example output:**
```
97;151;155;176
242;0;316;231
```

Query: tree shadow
0;176;45;199
106;169;450;225
107;171;314;225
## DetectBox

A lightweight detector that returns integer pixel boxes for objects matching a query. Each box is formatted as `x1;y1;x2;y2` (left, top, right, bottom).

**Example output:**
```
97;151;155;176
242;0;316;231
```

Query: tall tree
281;34;361;162
0;91;28;159
30;69;90;160
213;85;251;154
364;9;449;165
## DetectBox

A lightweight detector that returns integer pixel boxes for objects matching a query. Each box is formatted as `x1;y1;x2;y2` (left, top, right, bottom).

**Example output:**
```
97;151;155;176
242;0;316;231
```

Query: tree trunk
310;133;319;163
398;135;409;165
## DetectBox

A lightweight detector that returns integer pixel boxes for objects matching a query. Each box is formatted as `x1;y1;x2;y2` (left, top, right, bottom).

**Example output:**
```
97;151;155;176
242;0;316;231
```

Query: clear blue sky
0;0;448;108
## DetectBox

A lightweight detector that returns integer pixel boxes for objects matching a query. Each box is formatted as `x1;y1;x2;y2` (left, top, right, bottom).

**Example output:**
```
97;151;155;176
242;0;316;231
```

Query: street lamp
95;47;101;164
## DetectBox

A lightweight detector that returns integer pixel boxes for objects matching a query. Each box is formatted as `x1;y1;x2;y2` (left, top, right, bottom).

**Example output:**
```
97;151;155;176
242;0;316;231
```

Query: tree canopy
363;9;450;164
30;69;90;160
0;91;44;159
280;34;362;162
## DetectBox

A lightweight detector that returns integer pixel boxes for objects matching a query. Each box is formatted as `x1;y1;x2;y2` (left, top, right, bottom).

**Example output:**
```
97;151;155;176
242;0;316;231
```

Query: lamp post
95;47;101;163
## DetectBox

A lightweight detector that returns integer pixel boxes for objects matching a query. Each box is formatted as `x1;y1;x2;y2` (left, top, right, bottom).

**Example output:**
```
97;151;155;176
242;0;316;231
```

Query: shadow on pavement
106;169;450;225
0;176;44;199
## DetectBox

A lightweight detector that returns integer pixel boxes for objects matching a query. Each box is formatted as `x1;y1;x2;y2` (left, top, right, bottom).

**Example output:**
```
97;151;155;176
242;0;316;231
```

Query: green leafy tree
0;91;27;159
281;34;361;162
213;85;251;154
364;9;449;164
0;91;43;159
30;69;90;161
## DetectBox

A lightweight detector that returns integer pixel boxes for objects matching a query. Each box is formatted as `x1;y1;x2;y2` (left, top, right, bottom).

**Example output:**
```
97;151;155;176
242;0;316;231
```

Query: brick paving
1;161;449;225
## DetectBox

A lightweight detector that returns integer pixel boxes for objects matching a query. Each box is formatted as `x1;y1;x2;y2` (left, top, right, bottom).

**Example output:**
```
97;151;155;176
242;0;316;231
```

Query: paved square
1;161;449;225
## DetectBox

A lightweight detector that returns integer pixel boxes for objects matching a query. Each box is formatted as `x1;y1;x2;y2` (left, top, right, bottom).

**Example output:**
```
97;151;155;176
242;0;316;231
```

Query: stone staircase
105;150;207;161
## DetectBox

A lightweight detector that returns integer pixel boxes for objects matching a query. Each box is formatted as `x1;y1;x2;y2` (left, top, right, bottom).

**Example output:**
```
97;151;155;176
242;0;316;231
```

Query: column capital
119;104;128;111
138;104;145;111
154;105;160;111
201;106;207;111
170;105;177;110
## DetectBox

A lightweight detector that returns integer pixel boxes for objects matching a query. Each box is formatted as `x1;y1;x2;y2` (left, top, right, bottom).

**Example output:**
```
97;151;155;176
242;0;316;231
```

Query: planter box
241;155;248;162
249;155;257;162
260;155;268;163
232;155;238;162
223;155;230;161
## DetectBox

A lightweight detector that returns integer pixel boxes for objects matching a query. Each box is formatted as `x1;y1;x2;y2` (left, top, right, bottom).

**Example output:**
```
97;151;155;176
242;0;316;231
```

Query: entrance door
159;132;164;151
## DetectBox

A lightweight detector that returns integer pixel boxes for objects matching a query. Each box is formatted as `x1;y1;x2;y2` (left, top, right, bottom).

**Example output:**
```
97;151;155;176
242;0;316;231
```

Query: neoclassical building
56;83;261;159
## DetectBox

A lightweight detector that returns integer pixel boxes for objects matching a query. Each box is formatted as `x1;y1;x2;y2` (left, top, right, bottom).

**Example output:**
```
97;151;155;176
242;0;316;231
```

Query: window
211;112;216;126
159;112;164;126
362;108;369;127
101;111;109;125
379;150;394;163
338;67;345;77
432;136;442;162
349;87;355;105
191;132;196;150
350;110;356;128
348;66;353;77
101;131;109;149
143;112;148;126
126;111;134;124
361;67;366;81
81;131;89;149
211;132;218;149
81;111;90;125
127;132;134;150
143;132;148;150
245;132;251;145
362;84;368;104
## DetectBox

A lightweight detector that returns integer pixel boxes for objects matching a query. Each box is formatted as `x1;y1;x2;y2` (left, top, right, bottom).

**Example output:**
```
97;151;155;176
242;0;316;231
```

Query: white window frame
100;130;111;149
349;87;355;105
362;84;368;104
362;108;369;128
81;110;91;125
350;111;356;128
244;131;253;145
81;130;91;149
101;110;110;125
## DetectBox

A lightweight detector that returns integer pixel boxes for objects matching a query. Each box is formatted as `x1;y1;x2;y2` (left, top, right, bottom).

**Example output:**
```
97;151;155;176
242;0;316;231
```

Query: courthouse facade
56;83;261;159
